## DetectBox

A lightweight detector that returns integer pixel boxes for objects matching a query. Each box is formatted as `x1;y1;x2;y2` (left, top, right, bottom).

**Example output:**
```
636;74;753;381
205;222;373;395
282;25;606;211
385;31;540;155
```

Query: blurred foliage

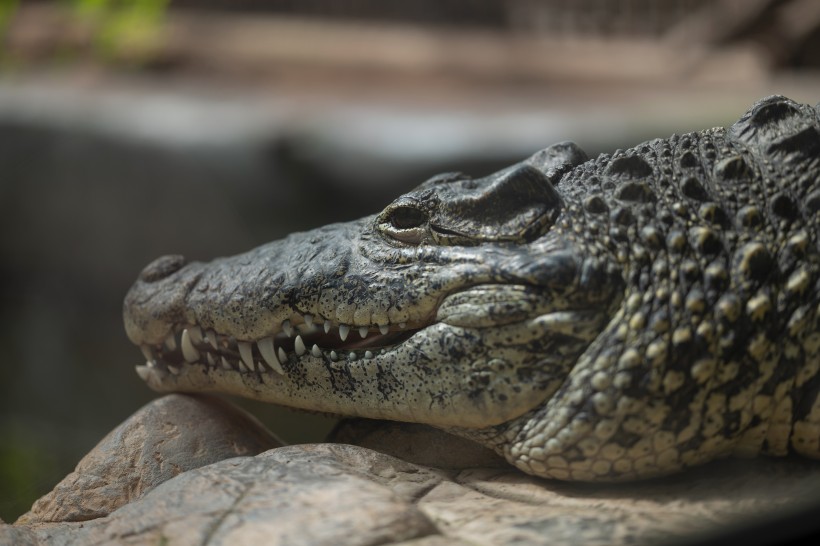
69;0;169;60
0;0;17;36
0;424;62;523
0;0;169;62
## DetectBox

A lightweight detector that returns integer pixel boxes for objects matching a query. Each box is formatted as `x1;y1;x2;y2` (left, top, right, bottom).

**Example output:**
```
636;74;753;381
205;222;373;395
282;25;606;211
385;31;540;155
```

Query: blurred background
0;0;819;522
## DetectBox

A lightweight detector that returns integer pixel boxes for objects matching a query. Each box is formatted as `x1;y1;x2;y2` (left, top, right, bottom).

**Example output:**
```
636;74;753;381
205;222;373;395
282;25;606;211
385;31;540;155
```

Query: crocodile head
124;142;623;429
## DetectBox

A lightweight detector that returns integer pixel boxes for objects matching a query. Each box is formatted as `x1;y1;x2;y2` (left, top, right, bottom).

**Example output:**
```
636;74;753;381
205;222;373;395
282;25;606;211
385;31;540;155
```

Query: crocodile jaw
124;222;616;428
133;306;603;427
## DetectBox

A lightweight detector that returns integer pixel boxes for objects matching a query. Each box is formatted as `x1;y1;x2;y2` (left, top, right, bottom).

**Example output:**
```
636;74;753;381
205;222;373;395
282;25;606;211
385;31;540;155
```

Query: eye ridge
388;205;428;230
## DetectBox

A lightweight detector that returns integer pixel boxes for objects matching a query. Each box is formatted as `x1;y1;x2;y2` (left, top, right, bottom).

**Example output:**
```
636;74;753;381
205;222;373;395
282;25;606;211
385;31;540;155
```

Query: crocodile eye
388;206;427;229
377;204;429;245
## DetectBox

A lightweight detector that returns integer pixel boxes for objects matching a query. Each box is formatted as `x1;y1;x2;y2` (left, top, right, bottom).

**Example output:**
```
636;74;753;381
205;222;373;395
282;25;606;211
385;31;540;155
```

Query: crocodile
124;95;820;481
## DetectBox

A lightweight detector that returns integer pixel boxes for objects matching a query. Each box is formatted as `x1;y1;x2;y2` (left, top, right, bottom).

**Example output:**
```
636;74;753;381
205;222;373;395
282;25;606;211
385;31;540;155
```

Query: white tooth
330;350;338;361
168;365;181;375
339;324;350;341
147;359;158;368
399;322;406;329
136;365;150;381
359;326;368;339
188;326;203;344
206;330;219;349
181;329;199;362
165;335;177;351
259;340;285;374
140;345;153;361
324;320;331;334
237;358;250;372
257;337;279;368
282;320;294;337
379;324;389;335
238;341;254;369
311;344;321;357
348;352;357;361
269;355;285;375
221;357;232;370
294;335;306;356
304;314;314;327
207;353;216;366
278;347;288;364
364;350;374;359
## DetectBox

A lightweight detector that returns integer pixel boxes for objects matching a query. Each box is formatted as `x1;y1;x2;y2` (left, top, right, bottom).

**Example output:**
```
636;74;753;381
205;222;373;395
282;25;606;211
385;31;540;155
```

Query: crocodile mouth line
136;315;425;380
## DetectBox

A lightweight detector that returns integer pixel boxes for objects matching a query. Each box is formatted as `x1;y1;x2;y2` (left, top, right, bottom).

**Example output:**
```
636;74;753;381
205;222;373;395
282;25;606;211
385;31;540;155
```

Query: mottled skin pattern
124;96;820;481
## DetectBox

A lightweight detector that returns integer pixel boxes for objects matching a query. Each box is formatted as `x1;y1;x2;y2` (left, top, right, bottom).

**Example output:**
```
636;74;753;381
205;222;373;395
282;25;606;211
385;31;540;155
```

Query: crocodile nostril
139;255;188;283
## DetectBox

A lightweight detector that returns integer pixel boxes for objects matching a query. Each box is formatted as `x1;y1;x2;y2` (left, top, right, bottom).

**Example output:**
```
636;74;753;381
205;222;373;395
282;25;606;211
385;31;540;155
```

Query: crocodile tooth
399;322;406;329
136;365;150;381
206;353;216;366
364;350;374;359
181;329;200;362
294;335;306;356
269;355;285;375
221;357;232;370
257;337;280;369
304;314;314;328
206;330;219;349
378;324;389;335
164;335;177;351
147;359;158;368
311;344;321;358
140;345;153;362
238;341;254;369
168;364;181;375
330;350;338;361
188;325;204;345
282;320;294;337
261;345;285;375
324;320;331;334
278;347;288;364
255;360;271;374
359;326;368;339
339;324;350;341
237;358;250;372
348;352;357;361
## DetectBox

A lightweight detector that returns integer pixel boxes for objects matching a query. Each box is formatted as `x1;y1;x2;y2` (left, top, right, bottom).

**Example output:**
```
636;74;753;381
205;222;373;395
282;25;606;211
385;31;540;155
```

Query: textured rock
11;445;441;546
16;394;282;525
328;418;507;469
6;395;820;545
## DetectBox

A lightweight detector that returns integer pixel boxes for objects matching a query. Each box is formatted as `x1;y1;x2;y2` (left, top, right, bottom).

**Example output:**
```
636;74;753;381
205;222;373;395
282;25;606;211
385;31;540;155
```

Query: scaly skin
124;96;820;481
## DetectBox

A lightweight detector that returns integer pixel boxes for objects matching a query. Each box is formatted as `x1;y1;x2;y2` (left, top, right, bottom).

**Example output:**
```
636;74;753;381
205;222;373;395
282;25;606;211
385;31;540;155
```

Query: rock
328;418;507;469
6;394;820;545
16;394;282;525
10;444;441;546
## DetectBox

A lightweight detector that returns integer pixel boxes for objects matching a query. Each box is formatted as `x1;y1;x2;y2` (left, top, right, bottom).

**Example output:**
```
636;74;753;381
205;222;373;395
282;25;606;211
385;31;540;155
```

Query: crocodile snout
139;254;188;283
124;255;202;346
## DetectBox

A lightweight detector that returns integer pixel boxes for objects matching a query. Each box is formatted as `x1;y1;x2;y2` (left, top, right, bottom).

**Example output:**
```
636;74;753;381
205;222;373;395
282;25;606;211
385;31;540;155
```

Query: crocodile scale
124;96;820;481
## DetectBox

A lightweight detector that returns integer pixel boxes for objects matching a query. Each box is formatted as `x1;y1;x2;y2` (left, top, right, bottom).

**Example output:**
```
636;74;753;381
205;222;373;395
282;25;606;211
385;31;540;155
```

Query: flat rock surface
6;395;820;545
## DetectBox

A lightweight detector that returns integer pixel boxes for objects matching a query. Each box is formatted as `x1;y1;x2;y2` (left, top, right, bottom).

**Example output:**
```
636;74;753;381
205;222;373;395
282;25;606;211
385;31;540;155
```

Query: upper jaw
123;211;611;380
